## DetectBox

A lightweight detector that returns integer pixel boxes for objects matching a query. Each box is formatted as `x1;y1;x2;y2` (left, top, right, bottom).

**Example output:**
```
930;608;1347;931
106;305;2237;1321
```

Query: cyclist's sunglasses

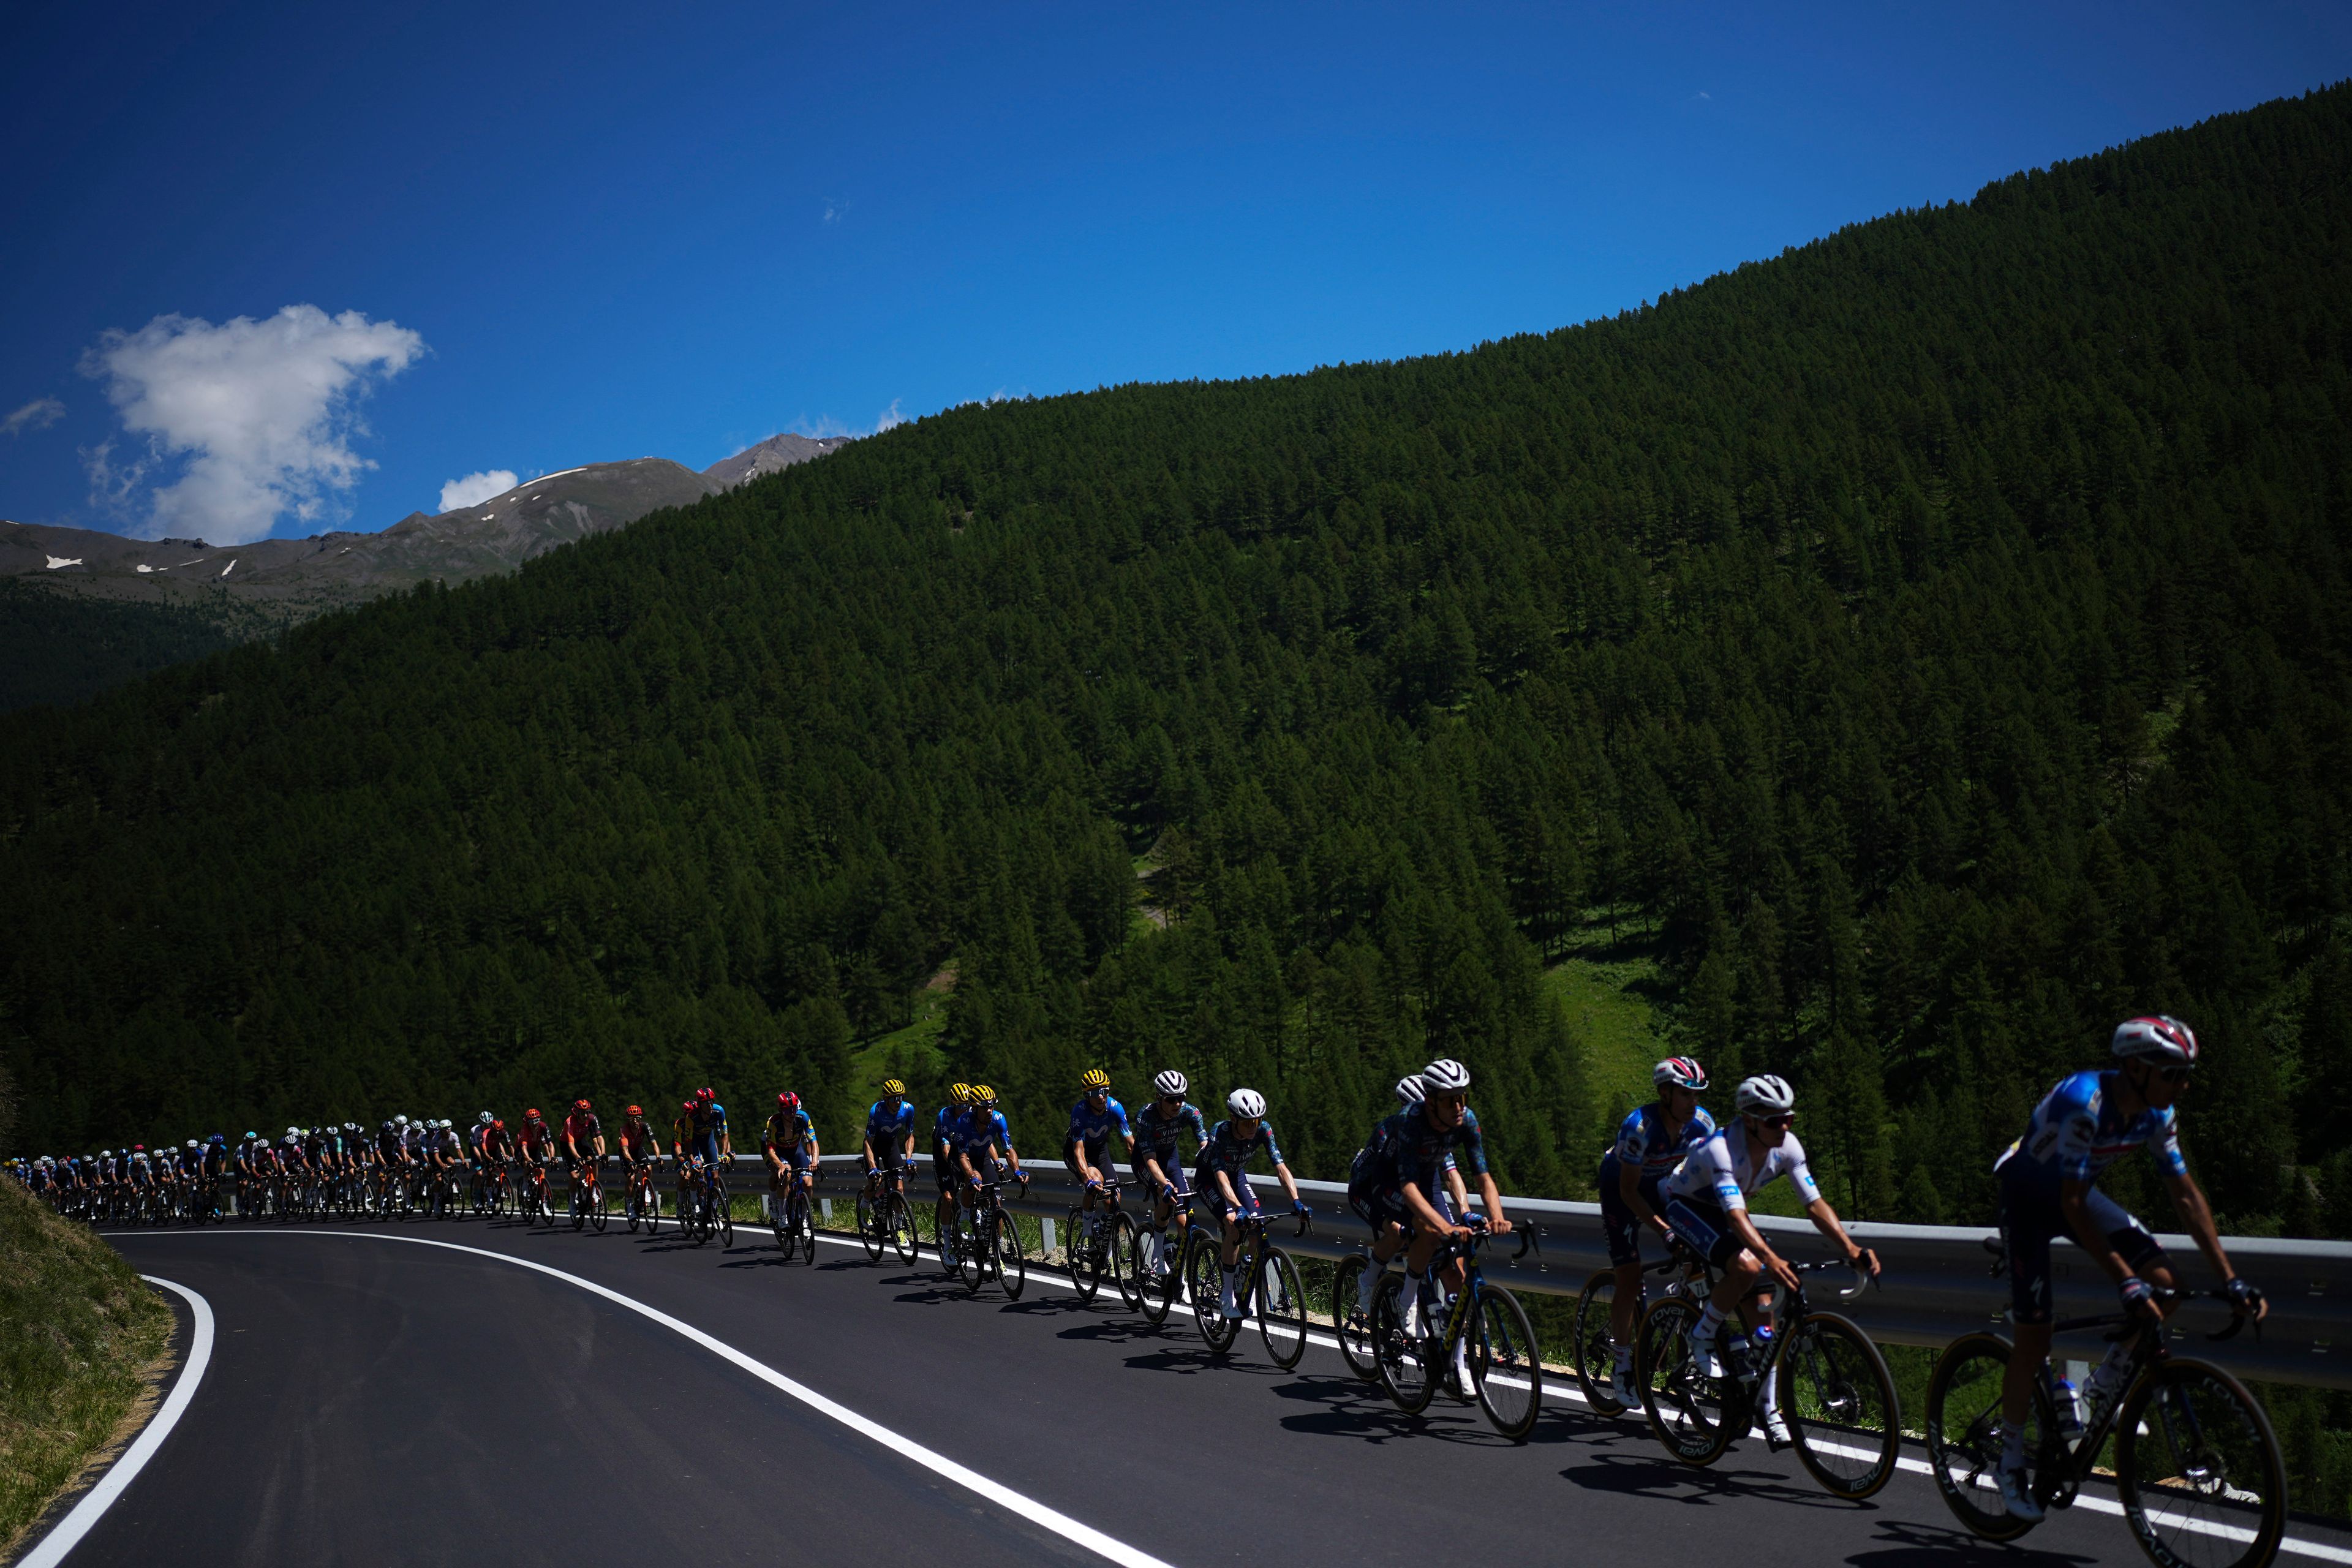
1428;1092;1469;1110
2155;1065;2195;1084
1758;1112;1797;1130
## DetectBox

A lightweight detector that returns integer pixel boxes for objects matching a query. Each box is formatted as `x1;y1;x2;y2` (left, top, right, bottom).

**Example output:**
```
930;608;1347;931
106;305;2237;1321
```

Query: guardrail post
1042;1216;1056;1255
821;1198;832;1221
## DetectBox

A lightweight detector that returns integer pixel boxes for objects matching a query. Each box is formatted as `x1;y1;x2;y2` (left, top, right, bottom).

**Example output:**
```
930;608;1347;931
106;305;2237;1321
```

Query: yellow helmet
880;1077;906;1098
1079;1068;1110;1091
971;1084;998;1107
949;1082;973;1106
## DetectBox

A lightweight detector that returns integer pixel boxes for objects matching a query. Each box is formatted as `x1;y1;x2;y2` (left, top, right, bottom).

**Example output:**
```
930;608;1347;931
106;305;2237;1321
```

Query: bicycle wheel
771;1190;791;1253
1472;1286;1543;1442
1333;1255;1379;1382
1372;1272;1437;1414
2116;1357;2285;1568
1256;1248;1308;1370
715;1180;733;1245
889;1193;920;1264
1924;1332;2044;1542
591;1182;608;1233
794;1190;817;1265
1779;1310;1898;1499
1573;1270;1628;1415
1635;1295;1743;1467
641;1181;660;1234
856;1188;883;1261
995;1210;1027;1300
1187;1233;1239;1351
1068;1208;1100;1303
1132;1224;1174;1326
1107;1210;1139;1308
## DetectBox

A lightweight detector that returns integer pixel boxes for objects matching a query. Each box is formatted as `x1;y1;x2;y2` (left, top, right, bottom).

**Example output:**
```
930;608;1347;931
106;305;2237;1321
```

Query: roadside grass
0;1177;174;1558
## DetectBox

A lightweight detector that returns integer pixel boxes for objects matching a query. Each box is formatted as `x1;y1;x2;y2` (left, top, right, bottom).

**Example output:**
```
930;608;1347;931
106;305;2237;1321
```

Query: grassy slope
0;1177;173;1555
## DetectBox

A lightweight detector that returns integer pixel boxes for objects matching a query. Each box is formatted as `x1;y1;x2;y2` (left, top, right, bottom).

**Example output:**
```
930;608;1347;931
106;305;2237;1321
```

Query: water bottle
2049;1369;2085;1437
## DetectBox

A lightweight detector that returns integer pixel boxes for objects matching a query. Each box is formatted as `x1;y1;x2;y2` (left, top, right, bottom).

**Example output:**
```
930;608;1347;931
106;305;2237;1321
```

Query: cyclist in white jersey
1660;1073;1879;1446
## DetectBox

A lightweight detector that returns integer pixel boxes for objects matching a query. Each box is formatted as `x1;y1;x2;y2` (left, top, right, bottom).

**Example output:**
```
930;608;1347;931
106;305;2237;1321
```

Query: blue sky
2;1;2347;543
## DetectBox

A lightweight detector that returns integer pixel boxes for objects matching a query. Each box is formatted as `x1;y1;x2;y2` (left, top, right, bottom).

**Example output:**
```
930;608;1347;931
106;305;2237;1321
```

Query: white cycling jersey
1662;1123;1821;1213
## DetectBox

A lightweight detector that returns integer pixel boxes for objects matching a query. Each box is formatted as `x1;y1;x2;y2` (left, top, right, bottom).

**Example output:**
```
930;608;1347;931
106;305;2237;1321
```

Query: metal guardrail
747;1152;2352;1390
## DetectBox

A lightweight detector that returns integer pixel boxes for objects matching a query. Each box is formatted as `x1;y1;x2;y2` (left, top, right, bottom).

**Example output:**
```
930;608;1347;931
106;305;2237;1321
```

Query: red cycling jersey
563;1111;601;1154
617;1118;655;1158
517;1120;556;1156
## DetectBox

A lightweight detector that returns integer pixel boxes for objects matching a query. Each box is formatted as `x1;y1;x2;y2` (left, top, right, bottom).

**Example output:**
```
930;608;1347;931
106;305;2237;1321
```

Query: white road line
20;1276;214;1568
115;1232;1169;1568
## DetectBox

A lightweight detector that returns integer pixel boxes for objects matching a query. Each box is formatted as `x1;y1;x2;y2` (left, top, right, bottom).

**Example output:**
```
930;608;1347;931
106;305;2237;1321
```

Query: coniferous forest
6;86;2352;1244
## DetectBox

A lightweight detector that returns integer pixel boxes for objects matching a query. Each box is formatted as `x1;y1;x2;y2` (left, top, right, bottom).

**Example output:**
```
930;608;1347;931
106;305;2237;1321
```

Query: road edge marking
116;1231;1170;1568
18;1276;214;1568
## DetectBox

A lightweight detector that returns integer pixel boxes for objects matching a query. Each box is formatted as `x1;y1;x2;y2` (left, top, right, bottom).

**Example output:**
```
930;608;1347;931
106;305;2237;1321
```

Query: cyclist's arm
2160;1169;2260;1315
1800;1195;1874;1277
1272;1159;1304;1209
1722;1202;1802;1292
1619;1158;1666;1233
1400;1173;1466;1238
1211;1166;1243;1211
1472;1169;1510;1234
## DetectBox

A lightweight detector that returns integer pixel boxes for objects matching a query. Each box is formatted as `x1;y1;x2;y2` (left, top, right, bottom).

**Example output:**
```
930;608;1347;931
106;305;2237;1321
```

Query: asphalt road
70;1212;2352;1568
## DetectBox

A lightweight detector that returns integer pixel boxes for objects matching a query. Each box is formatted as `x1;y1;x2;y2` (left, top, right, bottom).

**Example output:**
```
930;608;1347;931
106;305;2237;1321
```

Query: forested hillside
6;86;2351;1234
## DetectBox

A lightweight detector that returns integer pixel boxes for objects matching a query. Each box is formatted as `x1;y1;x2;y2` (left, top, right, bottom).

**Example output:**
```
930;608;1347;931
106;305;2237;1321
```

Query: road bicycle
1369;1217;1542;1440
624;1159;662;1234
569;1159;609;1232
950;1175;1028;1299
1572;1246;1709;1414
1127;1182;1196;1327
680;1160;733;1246
856;1164;919;1264
1185;1205;1310;1368
1635;1254;1899;1499
1065;1177;1137;1307
1924;1240;2282;1568
768;1170;818;1262
522;1159;557;1226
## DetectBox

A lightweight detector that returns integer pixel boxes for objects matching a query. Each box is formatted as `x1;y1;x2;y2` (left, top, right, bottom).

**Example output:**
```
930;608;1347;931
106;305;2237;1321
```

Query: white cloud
80;304;424;544
874;398;905;431
2;396;64;437
793;399;907;439
438;469;518;512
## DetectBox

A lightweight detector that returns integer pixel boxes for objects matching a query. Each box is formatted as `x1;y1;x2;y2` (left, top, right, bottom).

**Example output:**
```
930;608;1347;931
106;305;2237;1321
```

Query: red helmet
573;1098;590;1112
133;1144;145;1152
625;1104;642;1117
525;1108;543;1121
696;1086;714;1103
777;1091;799;1110
492;1118;505;1129
682;1100;696;1114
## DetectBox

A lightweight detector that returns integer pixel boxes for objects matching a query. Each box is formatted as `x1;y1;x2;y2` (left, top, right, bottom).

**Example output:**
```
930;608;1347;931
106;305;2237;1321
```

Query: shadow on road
1839;1516;2094;1567
1558;1449;1866;1510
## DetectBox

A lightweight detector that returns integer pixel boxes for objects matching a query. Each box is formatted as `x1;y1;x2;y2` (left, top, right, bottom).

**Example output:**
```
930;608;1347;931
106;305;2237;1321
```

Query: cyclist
1345;1074;1472;1332
1597;1057;1719;1406
762;1091;820;1224
670;1099;703;1218
479;1115;514;1207
1385;1060;1512;1291
1064;1068;1133;1243
470;1111;496;1165
688;1087;733;1219
931;1085;973;1254
429;1118;465;1209
516;1109;559;1212
1986;1016;2266;1521
1194;1088;1311;1319
1131;1070;1208;1286
862;1079;915;1206
562;1099;605;1196
614;1106;658;1217
951;1085;1026;1261
1659;1073;1879;1448
198;1135;230;1215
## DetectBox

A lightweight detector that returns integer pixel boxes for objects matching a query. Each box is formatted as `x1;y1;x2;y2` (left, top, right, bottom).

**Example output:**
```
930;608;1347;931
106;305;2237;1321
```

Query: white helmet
287;1125;301;1137
100;1148;112;1158
478;1111;494;1125
1735;1074;1797;1115
1153;1069;1189;1097
1421;1058;1471;1092
2112;1015;2198;1068
1653;1057;1709;1091
393;1114;408;1126
1226;1088;1267;1120
186;1140;198;1150
1395;1074;1426;1105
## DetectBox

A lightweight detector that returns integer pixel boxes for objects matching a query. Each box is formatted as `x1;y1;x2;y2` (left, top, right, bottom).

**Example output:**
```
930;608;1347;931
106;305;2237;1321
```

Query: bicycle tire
1108;1210;1139;1308
1257;1247;1308;1370
1923;1331;2043;1542
1132;1224;1175;1325
716;1178;733;1245
1188;1232;1239;1351
1472;1284;1544;1442
1068;1207;1101;1303
1635;1295;1743;1467
964;1210;991;1297
2116;1355;2285;1568
771;1190;792;1253
889;1193;920;1264
856;1188;883;1261
1373;1272;1436;1413
996;1210;1027;1299
794;1189;817;1265
1780;1310;1898;1499
1573;1269;1629;1415
591;1182;608;1234
1333;1255;1379;1382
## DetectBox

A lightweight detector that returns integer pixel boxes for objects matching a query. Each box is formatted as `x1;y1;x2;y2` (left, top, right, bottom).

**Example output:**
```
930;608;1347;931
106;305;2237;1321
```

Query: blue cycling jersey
1605;1102;1717;1180
954;1108;1012;1157
1385;1105;1489;1190
1065;1095;1131;1150
1351;1109;1459;1193
932;1105;959;1149
865;1099;914;1145
1999;1069;2187;1188
692;1102;729;1136
762;1107;815;1150
1132;1100;1207;1168
1196;1118;1285;1184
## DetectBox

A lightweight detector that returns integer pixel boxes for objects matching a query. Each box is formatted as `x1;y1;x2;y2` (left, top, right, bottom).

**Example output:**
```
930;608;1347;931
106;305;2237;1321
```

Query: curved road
58;1214;2352;1567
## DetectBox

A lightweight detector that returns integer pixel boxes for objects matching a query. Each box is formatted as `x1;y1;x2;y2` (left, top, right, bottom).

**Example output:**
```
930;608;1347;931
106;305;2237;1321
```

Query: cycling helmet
971;1084;998;1107
393;1114;408;1127
1080;1068;1111;1091
1421;1058;1471;1092
133;1144;145;1153
211;1133;226;1145
1735;1074;1797;1115
573;1098;590;1112
100;1148;113;1158
379;1120;393;1133
880;1078;905;1098
1153;1069;1188;1097
697;1086;714;1104
2113;1014;2198;1067
344;1121;358;1132
439;1119;453;1130
777;1091;800;1110
1654;1056;1709;1092
946;1082;971;1106
1395;1074;1427;1106
625;1104;642;1117
1227;1088;1267;1120
246;1131;259;1141
526;1108;543;1121
681;1100;696;1114
287;1125;301;1137
477;1111;493;1126
185;1140;198;1150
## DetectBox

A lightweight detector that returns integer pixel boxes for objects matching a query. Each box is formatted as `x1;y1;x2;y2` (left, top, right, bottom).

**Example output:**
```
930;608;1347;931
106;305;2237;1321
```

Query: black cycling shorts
1999;1164;2167;1325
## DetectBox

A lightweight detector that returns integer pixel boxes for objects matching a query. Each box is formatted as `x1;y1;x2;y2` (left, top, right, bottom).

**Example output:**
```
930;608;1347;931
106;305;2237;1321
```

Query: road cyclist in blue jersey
762;1091;820;1226
862;1077;916;1203
689;1085;733;1226
1657;1073;1880;1447
1064;1068;1133;1254
1597;1057;1719;1407
1372;1059;1513;1387
1195;1088;1311;1319
1128;1069;1208;1295
930;1083;974;1257
948;1084;1027;1274
1984;1015;2267;1522
1341;1074;1471;1338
